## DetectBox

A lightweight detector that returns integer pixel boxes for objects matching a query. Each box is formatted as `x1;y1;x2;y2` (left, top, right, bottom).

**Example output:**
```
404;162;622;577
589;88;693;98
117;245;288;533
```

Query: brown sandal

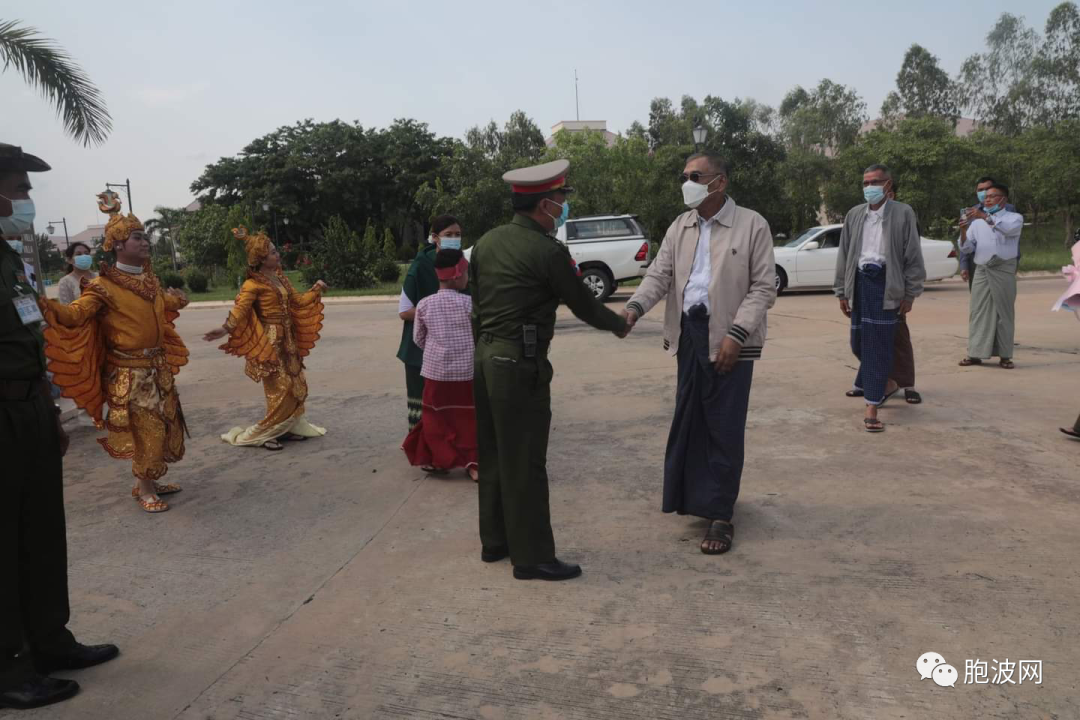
999;359;1015;369
864;417;885;433
959;357;982;366
701;520;734;554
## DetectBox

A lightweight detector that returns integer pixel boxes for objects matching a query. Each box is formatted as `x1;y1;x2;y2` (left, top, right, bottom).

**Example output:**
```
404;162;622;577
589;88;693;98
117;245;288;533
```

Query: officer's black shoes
0;675;79;709
34;642;119;675
481;546;510;563
512;559;582;581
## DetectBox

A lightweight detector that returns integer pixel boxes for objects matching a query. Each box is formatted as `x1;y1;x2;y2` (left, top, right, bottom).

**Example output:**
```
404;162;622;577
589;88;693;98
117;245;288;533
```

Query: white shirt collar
866;201;888;223
116;261;144;275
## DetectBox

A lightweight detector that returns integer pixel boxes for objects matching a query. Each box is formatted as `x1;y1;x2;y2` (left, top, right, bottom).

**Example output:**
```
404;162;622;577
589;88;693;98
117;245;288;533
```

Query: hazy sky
4;0;1062;241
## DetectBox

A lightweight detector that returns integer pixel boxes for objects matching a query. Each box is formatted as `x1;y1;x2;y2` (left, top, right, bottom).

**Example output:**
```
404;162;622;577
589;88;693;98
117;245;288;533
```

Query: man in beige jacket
623;153;776;555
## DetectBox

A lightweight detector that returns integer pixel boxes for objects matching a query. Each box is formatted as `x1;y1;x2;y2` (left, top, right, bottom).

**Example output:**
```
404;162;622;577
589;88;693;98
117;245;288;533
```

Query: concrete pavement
15;277;1080;720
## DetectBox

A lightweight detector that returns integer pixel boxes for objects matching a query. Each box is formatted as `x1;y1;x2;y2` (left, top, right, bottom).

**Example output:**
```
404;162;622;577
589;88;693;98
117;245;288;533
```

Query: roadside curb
188;295;401;309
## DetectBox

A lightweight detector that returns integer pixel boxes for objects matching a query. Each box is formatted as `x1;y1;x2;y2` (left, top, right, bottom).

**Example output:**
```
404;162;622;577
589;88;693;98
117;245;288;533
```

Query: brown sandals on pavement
864;417;885;433
701;520;734;554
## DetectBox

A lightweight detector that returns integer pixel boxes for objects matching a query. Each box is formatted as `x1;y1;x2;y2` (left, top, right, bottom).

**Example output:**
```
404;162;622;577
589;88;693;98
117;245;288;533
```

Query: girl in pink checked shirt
402;249;479;480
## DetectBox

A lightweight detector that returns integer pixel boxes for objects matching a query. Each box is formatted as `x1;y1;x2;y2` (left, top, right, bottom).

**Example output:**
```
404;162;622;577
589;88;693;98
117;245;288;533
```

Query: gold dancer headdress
97;190;144;252
233;226;272;269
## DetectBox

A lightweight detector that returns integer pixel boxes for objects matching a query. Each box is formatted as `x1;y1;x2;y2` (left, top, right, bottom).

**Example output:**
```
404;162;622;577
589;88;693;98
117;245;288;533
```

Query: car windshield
784;228;822;247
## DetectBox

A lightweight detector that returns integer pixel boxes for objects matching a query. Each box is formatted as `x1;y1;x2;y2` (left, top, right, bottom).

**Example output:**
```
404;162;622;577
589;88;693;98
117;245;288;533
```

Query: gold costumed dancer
39;192;190;513
203;228;328;451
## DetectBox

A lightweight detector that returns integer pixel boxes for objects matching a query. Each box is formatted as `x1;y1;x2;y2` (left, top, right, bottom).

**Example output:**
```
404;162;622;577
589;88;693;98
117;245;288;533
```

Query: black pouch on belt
522;324;537;359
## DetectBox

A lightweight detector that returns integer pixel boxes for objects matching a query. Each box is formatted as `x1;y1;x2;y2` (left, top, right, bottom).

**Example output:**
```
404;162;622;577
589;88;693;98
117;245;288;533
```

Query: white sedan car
773;224;959;294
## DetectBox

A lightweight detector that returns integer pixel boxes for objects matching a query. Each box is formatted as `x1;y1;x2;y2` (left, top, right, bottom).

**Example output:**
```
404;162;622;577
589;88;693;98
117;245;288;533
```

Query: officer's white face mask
0;195;36;236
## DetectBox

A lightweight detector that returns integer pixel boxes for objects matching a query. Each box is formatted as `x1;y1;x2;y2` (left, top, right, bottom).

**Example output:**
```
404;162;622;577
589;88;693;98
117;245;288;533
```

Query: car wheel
581;268;613;301
775;266;788;295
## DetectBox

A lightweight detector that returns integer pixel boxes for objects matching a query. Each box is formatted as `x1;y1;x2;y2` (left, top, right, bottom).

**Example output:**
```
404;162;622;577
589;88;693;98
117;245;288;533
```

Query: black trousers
0;390;74;683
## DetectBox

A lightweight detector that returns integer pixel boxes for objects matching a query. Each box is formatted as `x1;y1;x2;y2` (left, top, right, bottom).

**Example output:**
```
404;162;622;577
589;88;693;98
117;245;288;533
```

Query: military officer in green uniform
470;159;629;581
0;144;118;710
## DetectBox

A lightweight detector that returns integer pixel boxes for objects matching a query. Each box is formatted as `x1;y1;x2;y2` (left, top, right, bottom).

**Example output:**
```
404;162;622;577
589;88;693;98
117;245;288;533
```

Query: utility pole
574;69;580;121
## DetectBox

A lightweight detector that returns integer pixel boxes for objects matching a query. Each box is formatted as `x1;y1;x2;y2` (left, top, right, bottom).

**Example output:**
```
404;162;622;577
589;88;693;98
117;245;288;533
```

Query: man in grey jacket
834;164;926;433
623;153;776;555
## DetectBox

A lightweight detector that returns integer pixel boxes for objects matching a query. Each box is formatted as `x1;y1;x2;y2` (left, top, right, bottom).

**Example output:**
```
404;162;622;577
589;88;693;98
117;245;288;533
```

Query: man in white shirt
834;164;926;433
958;182;1023;369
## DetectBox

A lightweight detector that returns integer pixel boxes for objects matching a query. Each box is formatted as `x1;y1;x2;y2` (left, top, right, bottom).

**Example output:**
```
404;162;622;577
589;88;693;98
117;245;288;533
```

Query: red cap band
510;176;568;194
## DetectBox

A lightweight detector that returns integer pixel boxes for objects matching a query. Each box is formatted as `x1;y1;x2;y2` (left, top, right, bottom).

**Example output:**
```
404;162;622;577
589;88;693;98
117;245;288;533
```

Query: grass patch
187;268;405;302
1019;216;1074;272
1019;245;1072;273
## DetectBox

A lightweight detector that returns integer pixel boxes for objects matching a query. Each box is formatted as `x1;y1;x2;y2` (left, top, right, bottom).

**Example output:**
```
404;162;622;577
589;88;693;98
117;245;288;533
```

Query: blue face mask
440;236;462;250
976;190;987;204
6;239;23;255
863;185;886;205
73;254;93;270
985;204;1002;215
546;199;570;230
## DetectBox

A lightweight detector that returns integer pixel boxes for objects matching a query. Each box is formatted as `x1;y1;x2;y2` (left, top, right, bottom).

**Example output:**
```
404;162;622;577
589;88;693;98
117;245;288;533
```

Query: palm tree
0;19;111;146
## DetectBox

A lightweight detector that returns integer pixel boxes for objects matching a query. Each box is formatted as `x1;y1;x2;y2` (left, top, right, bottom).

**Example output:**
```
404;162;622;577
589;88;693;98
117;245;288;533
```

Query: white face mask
0;196;36;236
6;239;23;254
681;178;720;209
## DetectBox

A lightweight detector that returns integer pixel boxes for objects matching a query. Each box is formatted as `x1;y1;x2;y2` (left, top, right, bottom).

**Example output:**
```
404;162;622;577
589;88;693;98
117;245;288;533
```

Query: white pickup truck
465;214;651;300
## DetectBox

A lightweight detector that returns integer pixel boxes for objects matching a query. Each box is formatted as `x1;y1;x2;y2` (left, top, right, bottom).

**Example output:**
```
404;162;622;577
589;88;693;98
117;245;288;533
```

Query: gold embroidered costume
40;193;189;483
218;227;326;446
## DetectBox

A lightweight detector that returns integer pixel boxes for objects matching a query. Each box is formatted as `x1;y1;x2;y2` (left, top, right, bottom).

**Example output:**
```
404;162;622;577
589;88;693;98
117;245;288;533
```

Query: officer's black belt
479;332;550;356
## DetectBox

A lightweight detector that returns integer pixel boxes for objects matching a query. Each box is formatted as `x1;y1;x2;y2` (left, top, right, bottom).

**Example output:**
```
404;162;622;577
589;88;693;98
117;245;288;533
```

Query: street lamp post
693;125;708;150
105;179;132;213
262;202;279;243
46;218;70;250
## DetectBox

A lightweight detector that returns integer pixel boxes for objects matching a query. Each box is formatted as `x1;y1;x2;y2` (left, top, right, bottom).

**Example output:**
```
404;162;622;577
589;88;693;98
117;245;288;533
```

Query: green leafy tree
1016;120;1080;242
224;206;254;288
824;116;974;235
1034;2;1080;125
144;205;189;269
415;111;546;244
880;44;960;126
173;204;230;270
780;79;868;153
958;13;1041;135
382;228;396;260
191;118;455;249
35;233;64;275
304;215;374;289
